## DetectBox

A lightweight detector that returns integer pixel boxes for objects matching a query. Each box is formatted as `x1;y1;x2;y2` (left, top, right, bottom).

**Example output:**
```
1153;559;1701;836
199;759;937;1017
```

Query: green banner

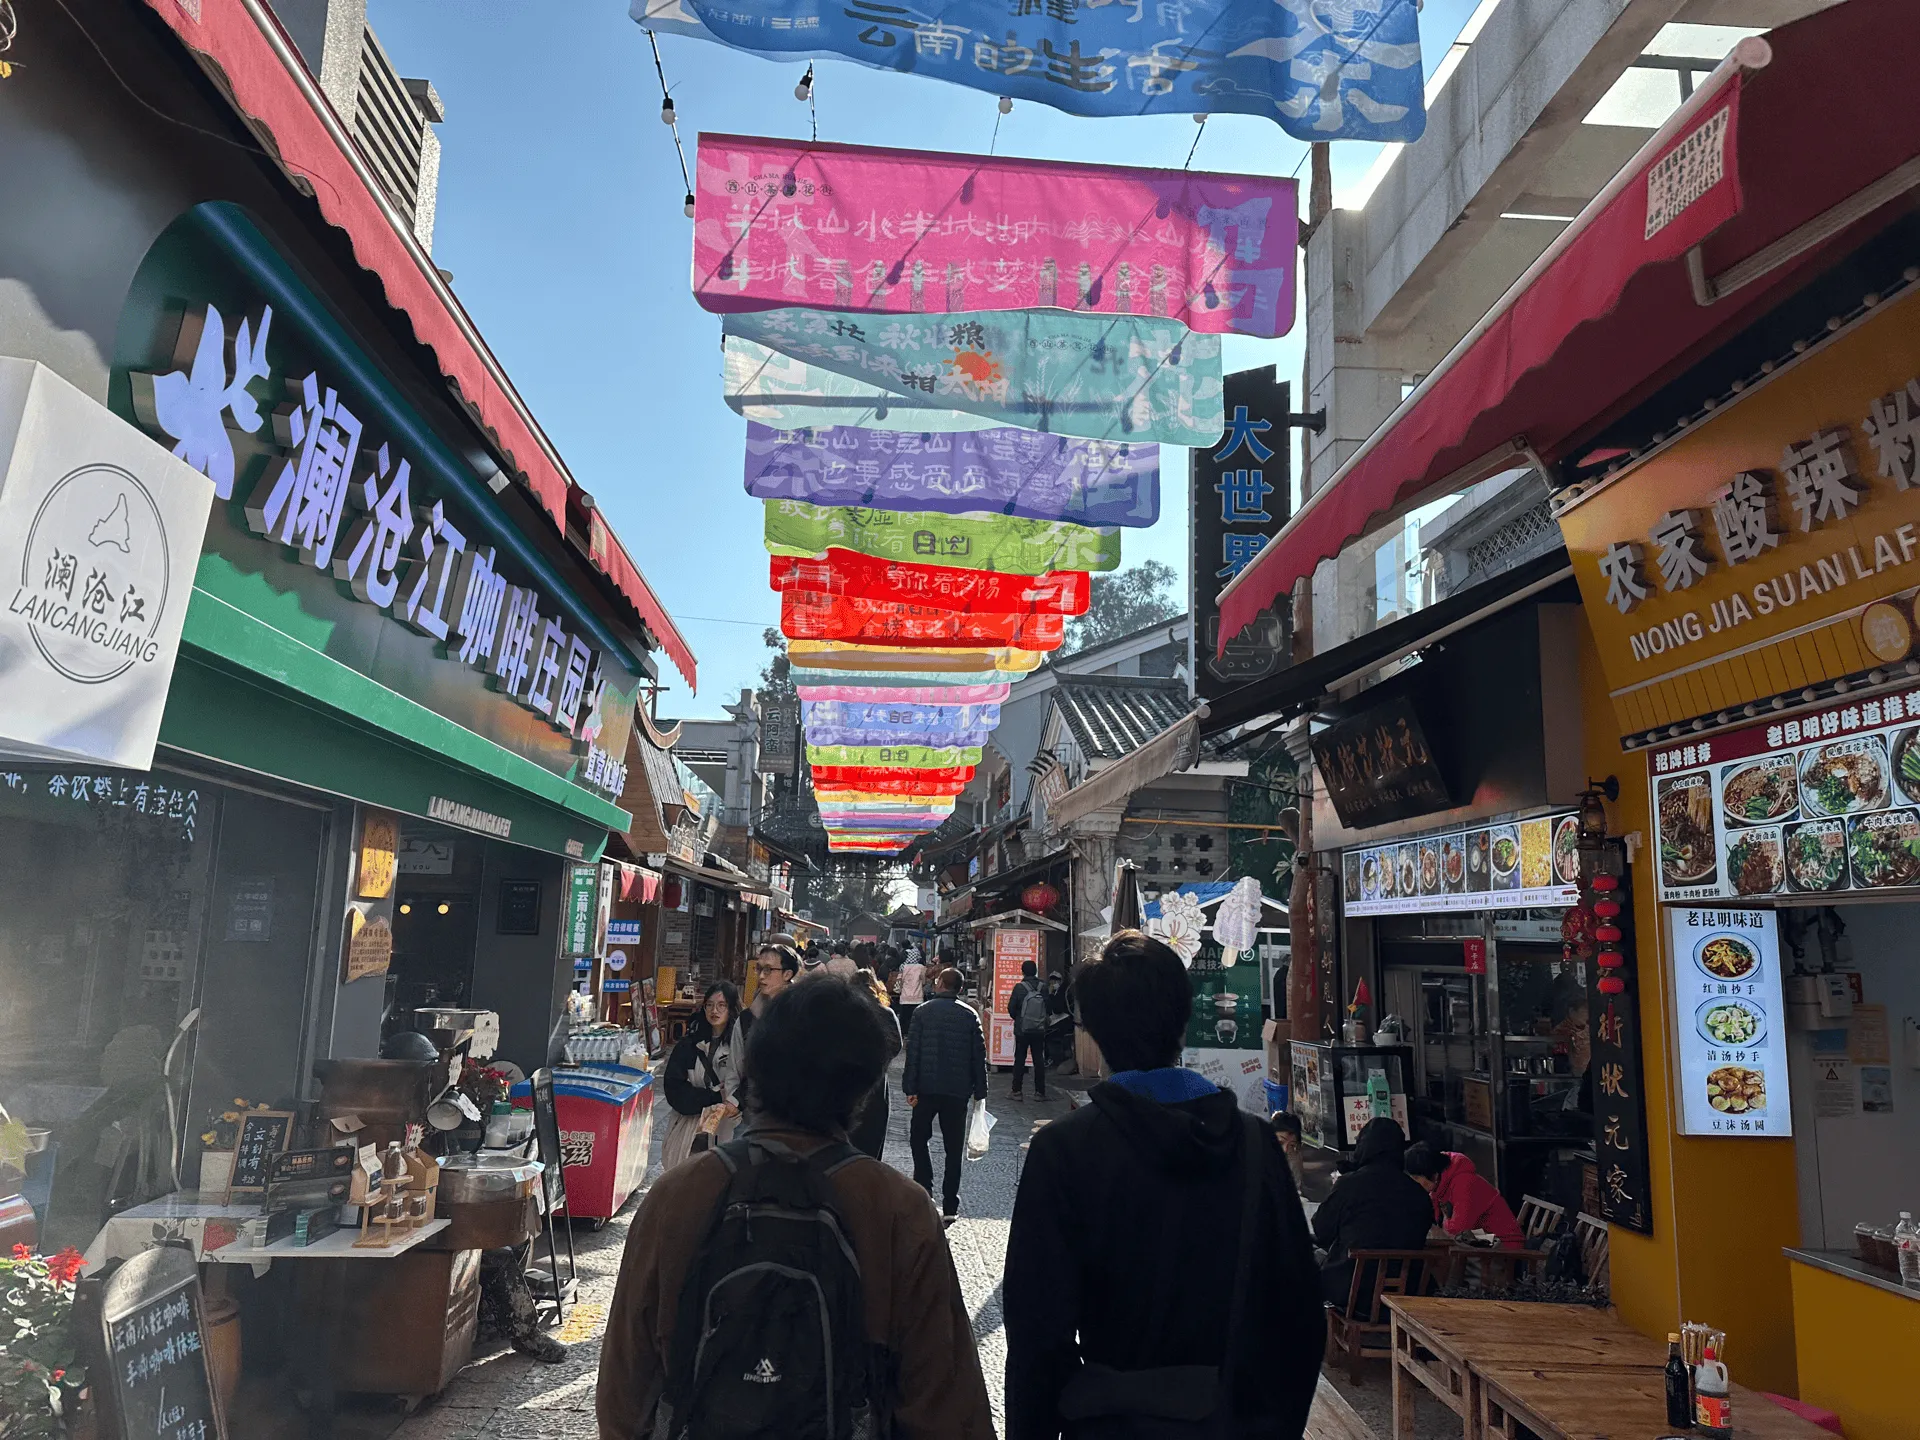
806;743;984;769
764;500;1121;575
563;863;599;956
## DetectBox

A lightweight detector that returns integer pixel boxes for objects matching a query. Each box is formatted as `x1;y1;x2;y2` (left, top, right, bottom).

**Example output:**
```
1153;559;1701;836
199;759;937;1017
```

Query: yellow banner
1558;287;1920;736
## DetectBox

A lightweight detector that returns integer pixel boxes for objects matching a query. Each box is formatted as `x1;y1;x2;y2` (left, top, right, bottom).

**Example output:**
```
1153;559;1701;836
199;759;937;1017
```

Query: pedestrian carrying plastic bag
965;1098;994;1160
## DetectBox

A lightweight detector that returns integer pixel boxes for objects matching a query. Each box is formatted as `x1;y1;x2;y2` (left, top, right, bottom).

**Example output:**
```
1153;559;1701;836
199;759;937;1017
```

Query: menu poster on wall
1342;812;1582;917
989;927;1041;1068
1648;687;1920;903
1665;907;1793;1137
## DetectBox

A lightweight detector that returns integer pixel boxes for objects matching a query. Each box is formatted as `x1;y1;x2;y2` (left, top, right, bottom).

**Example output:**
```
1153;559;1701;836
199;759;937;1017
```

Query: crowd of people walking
612;927;1497;1439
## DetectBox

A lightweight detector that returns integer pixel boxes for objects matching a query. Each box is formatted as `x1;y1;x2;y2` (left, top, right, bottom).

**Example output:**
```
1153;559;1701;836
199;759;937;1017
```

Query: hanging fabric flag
807;722;996;749
693;136;1298;339
634;4;1424;139
814;768;974;789
767;501;1120;575
798;682;1011;705
774;554;1089;615
725;310;1224;445
787;639;1045;675
803;699;1001;731
782;590;1065;649
746;424;1159;527
726;338;995;432
808;742;985;769
814;788;961;806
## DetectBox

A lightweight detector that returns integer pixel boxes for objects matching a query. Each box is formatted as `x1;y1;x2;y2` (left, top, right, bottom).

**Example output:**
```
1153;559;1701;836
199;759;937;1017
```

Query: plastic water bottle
1897;1212;1920;1289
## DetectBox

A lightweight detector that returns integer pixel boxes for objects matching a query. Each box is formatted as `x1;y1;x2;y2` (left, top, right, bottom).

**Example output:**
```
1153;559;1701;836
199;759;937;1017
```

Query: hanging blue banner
746;422;1158;527
725;310;1223;445
805;722;997;749
803;699;1002;730
633;0;1425;140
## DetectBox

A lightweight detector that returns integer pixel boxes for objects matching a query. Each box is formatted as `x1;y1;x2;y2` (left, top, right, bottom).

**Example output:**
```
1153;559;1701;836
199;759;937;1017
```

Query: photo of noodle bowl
1657;774;1717;887
1798;739;1889;819
1706;1065;1767;1115
1719;757;1798;826
1725;828;1784;897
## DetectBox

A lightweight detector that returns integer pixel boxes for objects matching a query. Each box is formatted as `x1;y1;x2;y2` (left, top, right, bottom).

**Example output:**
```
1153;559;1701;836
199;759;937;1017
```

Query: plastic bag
965;1099;994;1160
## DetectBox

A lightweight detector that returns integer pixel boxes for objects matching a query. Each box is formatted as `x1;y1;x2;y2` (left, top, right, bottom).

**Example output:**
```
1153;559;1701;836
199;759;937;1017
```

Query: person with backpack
1007;958;1051;1100
902;967;986;1224
598;976;994;1440
1003;930;1324;1440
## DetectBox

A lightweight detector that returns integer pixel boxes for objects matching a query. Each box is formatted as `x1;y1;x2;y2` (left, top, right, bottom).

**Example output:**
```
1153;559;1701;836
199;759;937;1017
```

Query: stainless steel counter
1784;1246;1920;1302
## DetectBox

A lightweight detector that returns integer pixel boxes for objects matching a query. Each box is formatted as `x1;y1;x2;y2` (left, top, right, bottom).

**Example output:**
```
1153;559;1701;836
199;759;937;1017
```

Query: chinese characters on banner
1585;854;1652;1234
990;926;1042;1067
765;499;1122;574
773;552;1090;613
635;0;1426;140
1665;906;1793;1139
691;136;1299;339
1190;367;1290;697
723;308;1225;445
1311;694;1450;830
128;304;625;797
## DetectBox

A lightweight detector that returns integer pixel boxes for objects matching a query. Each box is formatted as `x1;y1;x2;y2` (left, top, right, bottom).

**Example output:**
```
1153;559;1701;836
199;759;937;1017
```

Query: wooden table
1478;1364;1833;1439
1386;1298;1667;1440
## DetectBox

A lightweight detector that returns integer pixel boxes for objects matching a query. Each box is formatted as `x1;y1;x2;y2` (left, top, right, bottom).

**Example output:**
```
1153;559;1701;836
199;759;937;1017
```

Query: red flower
10;1243;31;1262
45;1247;85;1286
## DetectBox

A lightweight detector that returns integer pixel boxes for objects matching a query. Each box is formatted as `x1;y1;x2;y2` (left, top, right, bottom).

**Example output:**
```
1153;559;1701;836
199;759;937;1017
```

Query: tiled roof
1052;676;1195;761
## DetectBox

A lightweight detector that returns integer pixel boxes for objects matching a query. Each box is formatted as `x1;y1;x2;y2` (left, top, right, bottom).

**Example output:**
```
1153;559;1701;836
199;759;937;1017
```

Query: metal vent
353;28;426;217
1461;500;1556;585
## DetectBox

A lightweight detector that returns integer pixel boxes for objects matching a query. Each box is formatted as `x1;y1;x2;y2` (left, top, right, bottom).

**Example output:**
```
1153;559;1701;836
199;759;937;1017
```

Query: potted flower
196;1099;268;1195
1;1244;88;1439
452;1061;508;1153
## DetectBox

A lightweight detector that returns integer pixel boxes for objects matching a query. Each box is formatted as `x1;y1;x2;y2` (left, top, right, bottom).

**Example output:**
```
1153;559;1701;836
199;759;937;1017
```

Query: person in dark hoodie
1310;1116;1435;1309
1003;930;1323;1440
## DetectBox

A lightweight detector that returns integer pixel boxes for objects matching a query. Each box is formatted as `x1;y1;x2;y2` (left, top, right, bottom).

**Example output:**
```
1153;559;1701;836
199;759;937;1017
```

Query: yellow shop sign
1557;285;1920;737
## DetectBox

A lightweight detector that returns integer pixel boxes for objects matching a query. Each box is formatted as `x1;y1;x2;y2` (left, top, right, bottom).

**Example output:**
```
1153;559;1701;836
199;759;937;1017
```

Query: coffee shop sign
1595;383;1920;660
130;303;622;794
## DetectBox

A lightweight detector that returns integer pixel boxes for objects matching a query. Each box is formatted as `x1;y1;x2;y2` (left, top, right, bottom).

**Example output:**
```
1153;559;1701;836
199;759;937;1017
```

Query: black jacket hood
1087;1080;1243;1178
1347;1115;1408;1170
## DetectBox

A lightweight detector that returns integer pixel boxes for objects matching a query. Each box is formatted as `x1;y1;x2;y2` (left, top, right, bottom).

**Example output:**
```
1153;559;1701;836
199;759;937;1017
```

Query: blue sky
370;0;1480;715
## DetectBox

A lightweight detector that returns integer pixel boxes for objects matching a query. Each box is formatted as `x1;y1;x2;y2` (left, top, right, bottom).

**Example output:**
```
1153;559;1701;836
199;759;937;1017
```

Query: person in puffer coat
901;966;986;1222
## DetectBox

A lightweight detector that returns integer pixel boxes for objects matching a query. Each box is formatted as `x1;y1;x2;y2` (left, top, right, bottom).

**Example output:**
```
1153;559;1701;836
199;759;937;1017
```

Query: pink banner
797;683;1011;704
693;135;1298;340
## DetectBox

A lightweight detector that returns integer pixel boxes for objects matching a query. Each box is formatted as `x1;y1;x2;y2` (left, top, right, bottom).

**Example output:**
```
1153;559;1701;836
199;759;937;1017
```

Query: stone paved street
389;1063;1076;1439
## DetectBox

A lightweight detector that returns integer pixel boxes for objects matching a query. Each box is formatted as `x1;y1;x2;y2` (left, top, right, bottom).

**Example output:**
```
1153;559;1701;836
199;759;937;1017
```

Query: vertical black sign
80;1246;226;1440
759;694;800;778
228;1110;293;1194
1586;846;1653;1235
1192;366;1292;699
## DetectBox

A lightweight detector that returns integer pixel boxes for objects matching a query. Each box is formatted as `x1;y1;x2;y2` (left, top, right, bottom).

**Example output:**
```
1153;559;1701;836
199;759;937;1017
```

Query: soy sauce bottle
1664;1333;1692;1429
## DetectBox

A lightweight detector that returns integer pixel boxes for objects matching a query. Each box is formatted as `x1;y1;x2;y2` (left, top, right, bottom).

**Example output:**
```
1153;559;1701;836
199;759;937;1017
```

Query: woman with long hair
660;980;746;1171
848;968;901;1161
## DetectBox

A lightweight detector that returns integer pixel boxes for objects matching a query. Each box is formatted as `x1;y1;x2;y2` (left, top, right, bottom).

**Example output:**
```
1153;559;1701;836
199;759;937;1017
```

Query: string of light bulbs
646;30;697;217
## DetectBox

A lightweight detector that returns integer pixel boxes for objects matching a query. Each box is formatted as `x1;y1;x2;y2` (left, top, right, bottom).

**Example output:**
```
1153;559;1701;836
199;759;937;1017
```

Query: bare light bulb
794;67;814;102
660;95;676;125
683;193;696;218
998;95;1013;115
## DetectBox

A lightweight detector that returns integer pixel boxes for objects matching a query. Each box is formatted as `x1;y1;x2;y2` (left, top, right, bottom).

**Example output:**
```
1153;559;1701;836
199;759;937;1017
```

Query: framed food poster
1342;811;1582;917
1665;908;1793;1137
1648;688;1920;902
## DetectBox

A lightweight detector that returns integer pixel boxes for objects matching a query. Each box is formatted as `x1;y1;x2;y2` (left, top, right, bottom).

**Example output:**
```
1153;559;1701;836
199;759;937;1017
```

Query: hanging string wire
646;30;695;206
810;74;818;143
1183;115;1208;170
989;107;1004;156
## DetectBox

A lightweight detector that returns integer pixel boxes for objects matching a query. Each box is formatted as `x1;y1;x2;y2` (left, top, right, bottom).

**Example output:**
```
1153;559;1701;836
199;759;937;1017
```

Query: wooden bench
1572;1212;1609;1293
1326;1248;1446;1385
1514;1194;1564;1244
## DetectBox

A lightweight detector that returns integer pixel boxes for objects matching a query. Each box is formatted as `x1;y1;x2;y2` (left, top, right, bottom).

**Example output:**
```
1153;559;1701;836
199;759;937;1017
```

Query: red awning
1219;0;1920;650
144;0;698;691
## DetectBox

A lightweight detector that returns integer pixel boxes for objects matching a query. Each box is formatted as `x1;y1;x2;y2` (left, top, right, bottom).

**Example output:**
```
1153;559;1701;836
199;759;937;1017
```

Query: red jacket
1431;1152;1524;1247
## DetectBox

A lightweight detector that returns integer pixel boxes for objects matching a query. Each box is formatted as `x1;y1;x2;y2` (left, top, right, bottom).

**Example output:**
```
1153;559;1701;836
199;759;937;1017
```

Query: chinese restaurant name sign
1557;286;1920;737
1664;907;1792;1138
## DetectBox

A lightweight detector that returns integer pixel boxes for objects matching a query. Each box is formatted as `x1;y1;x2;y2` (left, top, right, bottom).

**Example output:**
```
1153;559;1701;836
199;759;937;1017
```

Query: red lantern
1591;874;1619;892
1593;899;1622;919
1596;950;1625;970
1595;924;1622;944
1020;882;1061;914
1598;975;1626;995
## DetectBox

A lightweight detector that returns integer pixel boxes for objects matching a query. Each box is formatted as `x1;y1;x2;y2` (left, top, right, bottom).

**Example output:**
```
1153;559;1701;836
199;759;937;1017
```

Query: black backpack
1017;983;1050;1037
657;1135;882;1440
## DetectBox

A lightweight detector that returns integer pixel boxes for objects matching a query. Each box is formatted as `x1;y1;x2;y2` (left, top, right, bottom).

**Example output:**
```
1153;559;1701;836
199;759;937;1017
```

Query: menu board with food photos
1341;812;1583;917
1665;907;1792;1137
1648;688;1920;903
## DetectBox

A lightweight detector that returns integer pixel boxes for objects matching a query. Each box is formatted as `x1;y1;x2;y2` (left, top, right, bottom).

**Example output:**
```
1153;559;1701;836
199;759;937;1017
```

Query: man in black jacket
902;966;987;1222
1003;932;1323;1440
1007;958;1049;1100
1310;1115;1434;1309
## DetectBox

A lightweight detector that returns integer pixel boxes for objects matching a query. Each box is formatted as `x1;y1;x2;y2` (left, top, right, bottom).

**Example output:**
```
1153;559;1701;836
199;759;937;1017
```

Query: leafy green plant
1;1245;88;1438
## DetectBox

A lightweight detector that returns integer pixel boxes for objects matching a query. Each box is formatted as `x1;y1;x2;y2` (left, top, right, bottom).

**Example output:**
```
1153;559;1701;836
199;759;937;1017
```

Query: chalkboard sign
226;1110;293;1198
81;1245;226;1440
530;1069;566;1212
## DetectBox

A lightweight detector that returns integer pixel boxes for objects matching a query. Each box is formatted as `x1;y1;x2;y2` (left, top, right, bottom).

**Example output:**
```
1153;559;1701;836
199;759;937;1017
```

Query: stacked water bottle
566;1028;648;1068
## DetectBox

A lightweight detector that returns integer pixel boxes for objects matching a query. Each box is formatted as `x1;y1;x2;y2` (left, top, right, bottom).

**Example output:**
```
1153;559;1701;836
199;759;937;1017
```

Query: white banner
0;360;213;771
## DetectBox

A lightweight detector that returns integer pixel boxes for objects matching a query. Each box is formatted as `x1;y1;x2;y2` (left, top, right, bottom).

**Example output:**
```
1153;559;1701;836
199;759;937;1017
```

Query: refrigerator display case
1290;1042;1414;1151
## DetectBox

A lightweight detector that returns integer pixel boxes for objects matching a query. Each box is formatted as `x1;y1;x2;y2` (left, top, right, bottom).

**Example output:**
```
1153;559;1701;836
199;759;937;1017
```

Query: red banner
781;590;1064;648
815;772;973;793
771;552;1089;615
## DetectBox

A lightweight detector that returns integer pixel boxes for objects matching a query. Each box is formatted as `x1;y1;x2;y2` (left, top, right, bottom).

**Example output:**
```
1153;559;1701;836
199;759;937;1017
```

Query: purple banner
745;423;1157;527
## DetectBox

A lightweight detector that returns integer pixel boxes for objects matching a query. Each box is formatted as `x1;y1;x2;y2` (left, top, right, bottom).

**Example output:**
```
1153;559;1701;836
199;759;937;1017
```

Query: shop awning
141;0;697;690
966;910;1068;933
1218;0;1920;649
1048;713;1201;828
663;857;775;895
612;861;662;904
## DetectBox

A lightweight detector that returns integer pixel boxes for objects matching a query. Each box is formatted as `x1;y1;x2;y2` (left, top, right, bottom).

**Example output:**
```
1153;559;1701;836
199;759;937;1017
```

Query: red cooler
517;1065;653;1220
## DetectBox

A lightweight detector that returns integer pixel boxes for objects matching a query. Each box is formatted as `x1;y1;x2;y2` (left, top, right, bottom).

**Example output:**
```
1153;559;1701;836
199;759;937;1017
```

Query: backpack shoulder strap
807;1140;866;1178
1220;1116;1267;1386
